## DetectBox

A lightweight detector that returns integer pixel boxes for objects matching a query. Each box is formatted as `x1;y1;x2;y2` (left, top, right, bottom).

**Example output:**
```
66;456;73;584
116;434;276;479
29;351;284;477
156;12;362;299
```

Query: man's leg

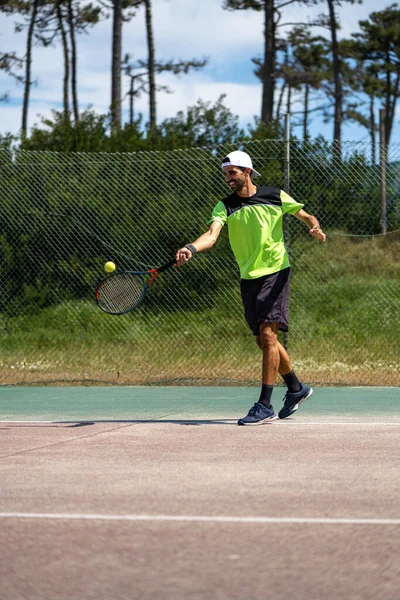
237;322;279;425
259;322;280;386
277;341;302;392
276;340;313;419
277;340;292;375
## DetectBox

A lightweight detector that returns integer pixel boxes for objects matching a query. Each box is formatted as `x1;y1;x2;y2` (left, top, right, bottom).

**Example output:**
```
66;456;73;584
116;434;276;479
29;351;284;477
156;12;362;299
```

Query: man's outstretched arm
294;209;326;242
175;220;223;266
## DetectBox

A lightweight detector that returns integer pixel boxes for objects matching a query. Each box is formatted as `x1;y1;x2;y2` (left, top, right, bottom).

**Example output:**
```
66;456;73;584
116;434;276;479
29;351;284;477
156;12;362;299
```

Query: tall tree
111;0;122;131
66;0;78;123
327;0;340;150
135;0;207;128
350;4;400;147
275;40;299;116
324;0;360;160
107;0;140;131
144;0;156;127
262;0;274;124
122;55;208;128
122;60;147;124
32;0;101;126
66;0;101;124
223;0;326;126
277;27;330;139
56;0;70;123
293;30;329;140
340;39;383;163
21;0;39;134
223;0;276;125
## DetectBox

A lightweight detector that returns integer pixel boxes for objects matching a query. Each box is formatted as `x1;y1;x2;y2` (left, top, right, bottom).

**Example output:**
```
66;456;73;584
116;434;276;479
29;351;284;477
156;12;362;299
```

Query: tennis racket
95;259;176;315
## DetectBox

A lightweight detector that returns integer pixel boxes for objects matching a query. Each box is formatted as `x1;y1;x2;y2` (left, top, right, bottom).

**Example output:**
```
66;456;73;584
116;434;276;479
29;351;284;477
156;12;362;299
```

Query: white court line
0;513;399;525
1;420;400;426
0;420;94;424
278;422;400;425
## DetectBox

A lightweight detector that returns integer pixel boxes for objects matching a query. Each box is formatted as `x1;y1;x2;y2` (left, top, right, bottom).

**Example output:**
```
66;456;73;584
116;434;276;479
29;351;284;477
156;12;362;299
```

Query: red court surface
1;386;399;600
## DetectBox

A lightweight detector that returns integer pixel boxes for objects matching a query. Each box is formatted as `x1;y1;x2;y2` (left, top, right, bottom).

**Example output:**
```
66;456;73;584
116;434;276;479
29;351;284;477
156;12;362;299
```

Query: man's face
223;166;247;192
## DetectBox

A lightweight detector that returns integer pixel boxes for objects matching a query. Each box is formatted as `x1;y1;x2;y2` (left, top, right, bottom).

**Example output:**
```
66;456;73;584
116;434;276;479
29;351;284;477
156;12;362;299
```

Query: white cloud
0;0;396;141
0;99;57;135
278;0;378;40
150;74;261;124
150;0;263;58
0;103;22;134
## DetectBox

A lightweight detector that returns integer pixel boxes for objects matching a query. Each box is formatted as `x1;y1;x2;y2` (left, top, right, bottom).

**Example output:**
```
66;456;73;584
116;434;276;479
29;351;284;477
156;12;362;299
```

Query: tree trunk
57;1;70;123
261;0;275;125
327;0;342;161
111;0;122;132
276;82;285;119
129;76;134;125
145;0;156;128
21;0;39;135
67;0;79;123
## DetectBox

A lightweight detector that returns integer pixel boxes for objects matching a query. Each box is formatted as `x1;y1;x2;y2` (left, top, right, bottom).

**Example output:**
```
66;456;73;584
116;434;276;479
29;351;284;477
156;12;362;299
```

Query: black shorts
240;267;291;335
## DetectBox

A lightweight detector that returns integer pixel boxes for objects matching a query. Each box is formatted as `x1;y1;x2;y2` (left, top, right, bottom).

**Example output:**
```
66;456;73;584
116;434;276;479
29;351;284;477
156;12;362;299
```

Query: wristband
185;244;197;256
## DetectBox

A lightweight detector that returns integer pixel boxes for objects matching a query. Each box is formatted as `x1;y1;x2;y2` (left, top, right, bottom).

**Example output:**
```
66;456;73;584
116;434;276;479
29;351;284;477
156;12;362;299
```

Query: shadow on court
1;386;399;600
2;419;237;426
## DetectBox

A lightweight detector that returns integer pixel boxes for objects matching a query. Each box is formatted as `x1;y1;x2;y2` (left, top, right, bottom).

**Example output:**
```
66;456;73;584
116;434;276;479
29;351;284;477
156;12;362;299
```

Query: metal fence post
283;113;291;351
379;108;387;235
283;113;291;196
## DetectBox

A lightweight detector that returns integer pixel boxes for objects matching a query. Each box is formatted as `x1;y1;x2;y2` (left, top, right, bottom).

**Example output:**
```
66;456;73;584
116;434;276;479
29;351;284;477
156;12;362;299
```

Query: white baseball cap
221;151;261;178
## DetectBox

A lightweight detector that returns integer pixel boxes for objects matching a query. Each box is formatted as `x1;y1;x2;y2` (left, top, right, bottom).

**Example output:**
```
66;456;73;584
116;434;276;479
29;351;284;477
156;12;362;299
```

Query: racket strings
97;274;145;314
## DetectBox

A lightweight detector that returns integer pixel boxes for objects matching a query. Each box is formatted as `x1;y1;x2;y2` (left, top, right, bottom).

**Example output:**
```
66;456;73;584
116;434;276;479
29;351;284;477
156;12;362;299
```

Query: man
175;150;326;426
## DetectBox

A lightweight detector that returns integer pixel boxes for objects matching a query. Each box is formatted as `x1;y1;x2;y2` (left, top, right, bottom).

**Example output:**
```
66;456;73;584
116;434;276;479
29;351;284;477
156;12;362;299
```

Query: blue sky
0;0;397;143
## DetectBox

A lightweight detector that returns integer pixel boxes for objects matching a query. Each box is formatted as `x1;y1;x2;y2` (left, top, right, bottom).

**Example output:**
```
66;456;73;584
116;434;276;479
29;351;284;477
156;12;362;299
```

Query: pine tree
223;0;325;127
325;0;360;161
122;55;208;128
277;27;330;139
350;4;400;146
133;0;207;129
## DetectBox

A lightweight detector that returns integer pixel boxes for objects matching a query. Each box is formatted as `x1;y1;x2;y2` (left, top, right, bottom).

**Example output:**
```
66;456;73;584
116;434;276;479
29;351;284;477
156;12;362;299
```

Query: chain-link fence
0;137;399;386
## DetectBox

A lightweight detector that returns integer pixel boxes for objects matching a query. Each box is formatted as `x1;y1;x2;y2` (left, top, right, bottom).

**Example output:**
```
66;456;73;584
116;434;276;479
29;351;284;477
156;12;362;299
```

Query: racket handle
157;259;176;273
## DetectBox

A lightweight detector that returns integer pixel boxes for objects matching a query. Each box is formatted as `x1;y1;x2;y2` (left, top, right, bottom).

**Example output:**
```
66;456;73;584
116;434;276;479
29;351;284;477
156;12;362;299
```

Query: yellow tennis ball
104;261;116;273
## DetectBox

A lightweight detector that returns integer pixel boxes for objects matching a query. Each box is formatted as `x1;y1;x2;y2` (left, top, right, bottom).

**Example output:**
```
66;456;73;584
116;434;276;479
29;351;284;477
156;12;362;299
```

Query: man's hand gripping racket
95;259;176;315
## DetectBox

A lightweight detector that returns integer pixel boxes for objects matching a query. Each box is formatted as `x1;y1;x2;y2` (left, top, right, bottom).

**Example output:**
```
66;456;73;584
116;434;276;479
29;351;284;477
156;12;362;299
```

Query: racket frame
95;259;176;315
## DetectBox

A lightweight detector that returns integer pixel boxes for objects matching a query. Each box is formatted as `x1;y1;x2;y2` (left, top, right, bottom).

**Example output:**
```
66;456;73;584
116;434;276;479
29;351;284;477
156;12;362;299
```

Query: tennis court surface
1;386;399;600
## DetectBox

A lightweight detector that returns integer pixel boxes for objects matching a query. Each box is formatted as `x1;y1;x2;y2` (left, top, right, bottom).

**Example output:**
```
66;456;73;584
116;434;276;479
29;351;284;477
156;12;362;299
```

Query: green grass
0;234;399;386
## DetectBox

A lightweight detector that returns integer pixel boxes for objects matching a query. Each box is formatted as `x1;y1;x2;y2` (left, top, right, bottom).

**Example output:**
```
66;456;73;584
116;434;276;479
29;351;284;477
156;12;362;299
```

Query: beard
228;178;245;192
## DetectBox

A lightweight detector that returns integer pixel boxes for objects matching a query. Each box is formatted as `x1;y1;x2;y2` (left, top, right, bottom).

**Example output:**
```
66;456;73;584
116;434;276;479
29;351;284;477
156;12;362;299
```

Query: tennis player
176;150;326;425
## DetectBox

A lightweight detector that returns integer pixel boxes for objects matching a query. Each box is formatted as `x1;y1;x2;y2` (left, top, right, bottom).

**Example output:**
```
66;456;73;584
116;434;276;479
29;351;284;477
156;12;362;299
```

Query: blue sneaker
278;383;313;419
238;402;278;426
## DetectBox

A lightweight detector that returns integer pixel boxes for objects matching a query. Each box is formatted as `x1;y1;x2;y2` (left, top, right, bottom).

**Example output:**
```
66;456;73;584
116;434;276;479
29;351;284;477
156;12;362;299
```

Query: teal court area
1;385;399;600
0;385;399;423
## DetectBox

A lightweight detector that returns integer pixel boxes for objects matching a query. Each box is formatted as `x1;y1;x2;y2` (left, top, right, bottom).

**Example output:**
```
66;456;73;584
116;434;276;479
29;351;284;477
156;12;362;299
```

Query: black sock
282;370;302;393
259;384;274;407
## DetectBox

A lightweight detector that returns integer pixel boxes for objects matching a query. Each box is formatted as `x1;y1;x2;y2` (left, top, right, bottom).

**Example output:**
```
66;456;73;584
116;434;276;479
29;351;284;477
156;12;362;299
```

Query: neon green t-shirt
209;186;304;280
